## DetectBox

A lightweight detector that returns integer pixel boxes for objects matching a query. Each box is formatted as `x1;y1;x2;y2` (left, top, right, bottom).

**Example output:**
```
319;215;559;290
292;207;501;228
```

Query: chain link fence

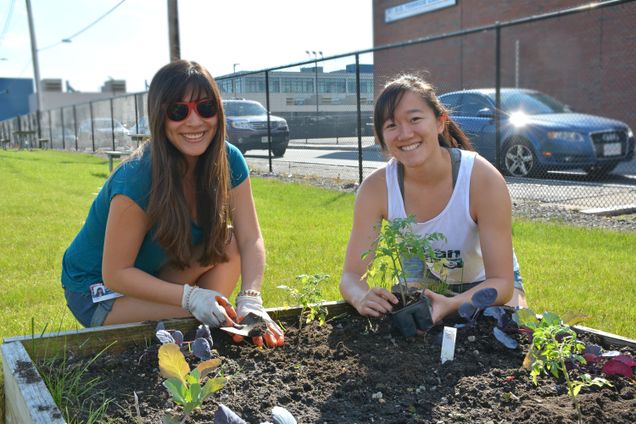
1;0;634;209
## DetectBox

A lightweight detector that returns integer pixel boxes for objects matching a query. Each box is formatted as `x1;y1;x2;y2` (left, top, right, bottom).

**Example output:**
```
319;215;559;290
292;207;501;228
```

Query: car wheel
272;146;286;157
584;163;617;178
503;139;540;177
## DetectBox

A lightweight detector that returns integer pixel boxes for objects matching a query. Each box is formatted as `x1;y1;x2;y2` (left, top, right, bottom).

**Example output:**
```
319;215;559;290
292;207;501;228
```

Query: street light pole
232;63;239;98
25;0;42;137
305;50;322;115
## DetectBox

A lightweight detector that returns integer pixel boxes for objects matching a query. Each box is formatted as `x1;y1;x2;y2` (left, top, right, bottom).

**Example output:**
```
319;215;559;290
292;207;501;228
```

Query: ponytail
439;117;474;151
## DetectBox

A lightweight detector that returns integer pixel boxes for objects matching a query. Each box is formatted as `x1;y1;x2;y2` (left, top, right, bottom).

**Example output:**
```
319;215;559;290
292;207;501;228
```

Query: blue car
439;88;635;177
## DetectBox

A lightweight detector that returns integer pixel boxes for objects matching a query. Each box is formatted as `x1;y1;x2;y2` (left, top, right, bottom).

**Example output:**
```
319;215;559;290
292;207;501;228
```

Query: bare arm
340;171;398;316
102;194;184;306
229;177;266;292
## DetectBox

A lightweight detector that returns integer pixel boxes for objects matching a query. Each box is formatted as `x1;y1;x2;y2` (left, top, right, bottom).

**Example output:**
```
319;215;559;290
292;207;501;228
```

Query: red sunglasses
167;98;218;121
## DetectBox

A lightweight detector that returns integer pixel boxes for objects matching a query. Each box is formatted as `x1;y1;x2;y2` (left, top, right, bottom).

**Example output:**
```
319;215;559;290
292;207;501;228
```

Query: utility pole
25;0;42;137
167;0;180;62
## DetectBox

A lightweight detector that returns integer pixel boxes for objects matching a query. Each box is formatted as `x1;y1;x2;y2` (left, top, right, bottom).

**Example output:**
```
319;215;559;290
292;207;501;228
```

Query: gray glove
181;285;227;328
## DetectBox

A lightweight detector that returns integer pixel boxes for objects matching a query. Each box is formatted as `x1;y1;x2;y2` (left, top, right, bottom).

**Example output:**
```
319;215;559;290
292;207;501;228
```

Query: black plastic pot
391;296;433;337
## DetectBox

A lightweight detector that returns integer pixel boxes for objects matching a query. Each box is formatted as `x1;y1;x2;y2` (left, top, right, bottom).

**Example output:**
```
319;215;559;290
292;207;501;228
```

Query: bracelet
237;289;261;297
183;284;198;310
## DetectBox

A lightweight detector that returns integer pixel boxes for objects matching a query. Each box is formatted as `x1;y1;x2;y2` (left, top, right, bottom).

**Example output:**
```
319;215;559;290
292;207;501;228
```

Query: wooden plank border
1;342;64;424
3;300;634;424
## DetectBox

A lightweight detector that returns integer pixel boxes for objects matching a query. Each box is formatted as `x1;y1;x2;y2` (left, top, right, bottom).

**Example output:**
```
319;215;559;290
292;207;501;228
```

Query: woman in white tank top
340;74;527;327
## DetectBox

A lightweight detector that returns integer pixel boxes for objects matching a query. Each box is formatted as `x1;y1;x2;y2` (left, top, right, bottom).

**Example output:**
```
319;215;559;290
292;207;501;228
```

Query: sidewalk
288;136;378;151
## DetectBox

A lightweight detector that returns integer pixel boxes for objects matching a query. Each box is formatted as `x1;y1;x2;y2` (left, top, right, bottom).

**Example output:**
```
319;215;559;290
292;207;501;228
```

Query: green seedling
278;273;329;331
362;215;446;305
158;343;225;423
514;309;611;424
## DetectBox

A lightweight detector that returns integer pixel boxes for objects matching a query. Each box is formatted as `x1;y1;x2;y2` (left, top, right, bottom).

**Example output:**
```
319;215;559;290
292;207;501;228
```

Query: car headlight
231;120;251;129
547;131;585;142
628;126;634;138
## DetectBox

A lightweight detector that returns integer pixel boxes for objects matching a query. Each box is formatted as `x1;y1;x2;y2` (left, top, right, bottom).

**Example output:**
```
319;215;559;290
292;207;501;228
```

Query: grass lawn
0;149;634;421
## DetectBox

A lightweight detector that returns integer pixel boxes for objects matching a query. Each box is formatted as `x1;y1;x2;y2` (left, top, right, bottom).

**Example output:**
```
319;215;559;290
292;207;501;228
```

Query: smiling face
165;92;218;167
381;90;445;167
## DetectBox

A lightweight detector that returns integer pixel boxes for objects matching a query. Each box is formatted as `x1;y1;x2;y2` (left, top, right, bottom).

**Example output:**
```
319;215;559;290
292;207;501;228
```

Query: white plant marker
440;326;457;364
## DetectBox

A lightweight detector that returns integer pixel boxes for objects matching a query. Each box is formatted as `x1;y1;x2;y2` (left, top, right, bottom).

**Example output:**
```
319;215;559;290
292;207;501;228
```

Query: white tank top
385;150;485;285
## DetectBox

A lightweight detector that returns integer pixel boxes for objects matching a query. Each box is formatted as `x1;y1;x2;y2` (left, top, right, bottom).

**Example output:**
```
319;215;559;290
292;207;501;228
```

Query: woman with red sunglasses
61;60;283;348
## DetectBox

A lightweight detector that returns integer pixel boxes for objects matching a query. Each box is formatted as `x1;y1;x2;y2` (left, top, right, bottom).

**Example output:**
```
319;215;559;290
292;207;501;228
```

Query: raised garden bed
3;301;636;423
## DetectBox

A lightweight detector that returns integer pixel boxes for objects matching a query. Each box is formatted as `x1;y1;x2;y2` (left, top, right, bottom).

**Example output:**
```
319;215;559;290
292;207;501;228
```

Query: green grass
513;219;636;338
0;149;635;421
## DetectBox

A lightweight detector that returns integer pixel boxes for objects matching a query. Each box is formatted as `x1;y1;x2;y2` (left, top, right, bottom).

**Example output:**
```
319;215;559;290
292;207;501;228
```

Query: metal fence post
89;102;95;152
109;98;116;150
72;105;78;151
60;108;66;150
495;22;502;172
355;53;363;185
265;70;273;173
47;111;52;149
134;93;139;134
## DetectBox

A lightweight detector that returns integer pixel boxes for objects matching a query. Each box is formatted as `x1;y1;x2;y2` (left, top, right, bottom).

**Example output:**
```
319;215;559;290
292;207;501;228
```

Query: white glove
236;294;270;322
235;293;285;347
181;285;227;328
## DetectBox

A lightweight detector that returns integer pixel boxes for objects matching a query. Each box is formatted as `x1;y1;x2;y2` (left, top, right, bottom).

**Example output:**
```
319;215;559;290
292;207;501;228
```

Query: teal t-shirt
61;142;249;293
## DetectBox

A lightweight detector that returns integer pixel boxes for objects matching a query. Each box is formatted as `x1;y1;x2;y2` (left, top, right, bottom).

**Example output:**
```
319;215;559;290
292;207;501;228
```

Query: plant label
440;326;457;364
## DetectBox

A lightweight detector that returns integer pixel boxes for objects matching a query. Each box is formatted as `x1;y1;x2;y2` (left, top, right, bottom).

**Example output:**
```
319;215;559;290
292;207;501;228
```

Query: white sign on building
385;0;456;23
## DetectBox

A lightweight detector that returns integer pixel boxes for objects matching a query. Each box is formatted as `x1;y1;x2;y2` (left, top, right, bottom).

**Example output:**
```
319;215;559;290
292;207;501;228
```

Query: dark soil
37;313;636;423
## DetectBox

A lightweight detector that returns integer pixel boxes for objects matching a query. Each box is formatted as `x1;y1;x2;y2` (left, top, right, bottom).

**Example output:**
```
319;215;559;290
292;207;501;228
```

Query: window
439;93;462;116
245;78;265;93
347;79;374;95
320;78;346;93
218;80;233;94
457;94;492;117
282;78;314;93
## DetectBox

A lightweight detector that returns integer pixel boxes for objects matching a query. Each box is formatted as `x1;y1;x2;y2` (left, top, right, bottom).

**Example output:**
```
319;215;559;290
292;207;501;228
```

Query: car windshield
488;91;571;115
224;102;267;116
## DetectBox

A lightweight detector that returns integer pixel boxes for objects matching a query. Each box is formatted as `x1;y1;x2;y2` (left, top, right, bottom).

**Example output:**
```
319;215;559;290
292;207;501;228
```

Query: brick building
372;0;636;130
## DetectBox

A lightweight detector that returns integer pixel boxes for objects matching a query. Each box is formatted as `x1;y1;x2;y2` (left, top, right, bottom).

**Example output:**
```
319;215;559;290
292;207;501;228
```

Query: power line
39;0;127;51
0;0;17;48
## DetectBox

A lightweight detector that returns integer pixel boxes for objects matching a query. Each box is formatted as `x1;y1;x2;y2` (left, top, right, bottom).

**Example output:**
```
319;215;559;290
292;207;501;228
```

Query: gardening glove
235;293;285;348
181;284;235;328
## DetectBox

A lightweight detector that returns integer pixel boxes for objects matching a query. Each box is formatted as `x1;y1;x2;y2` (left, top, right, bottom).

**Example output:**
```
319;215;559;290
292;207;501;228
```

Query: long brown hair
374;74;473;152
146;60;230;268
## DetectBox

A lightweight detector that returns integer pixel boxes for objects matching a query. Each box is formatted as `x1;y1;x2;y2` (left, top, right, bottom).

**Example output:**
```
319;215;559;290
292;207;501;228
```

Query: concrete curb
288;143;379;152
580;204;636;216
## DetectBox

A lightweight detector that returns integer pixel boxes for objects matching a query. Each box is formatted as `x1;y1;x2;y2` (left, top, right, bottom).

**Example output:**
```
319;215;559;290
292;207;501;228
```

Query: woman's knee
505;288;528;308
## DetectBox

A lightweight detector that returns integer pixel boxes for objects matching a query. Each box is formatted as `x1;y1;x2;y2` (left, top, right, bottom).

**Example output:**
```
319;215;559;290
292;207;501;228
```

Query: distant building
27;78;128;113
216;65;375;138
0;78;33;121
216;65;374;112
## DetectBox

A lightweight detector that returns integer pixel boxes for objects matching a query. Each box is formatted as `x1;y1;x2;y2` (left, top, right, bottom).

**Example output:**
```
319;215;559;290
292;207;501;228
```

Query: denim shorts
64;287;116;327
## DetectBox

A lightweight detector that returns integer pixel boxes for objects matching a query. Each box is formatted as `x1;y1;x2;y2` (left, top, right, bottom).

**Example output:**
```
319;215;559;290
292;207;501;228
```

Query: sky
0;0;373;93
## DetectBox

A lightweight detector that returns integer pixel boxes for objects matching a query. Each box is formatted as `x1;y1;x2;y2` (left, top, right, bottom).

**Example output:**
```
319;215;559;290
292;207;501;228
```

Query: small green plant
38;341;116;424
514;310;612;424
158;343;225;423
362;215;446;305
278;273;329;330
